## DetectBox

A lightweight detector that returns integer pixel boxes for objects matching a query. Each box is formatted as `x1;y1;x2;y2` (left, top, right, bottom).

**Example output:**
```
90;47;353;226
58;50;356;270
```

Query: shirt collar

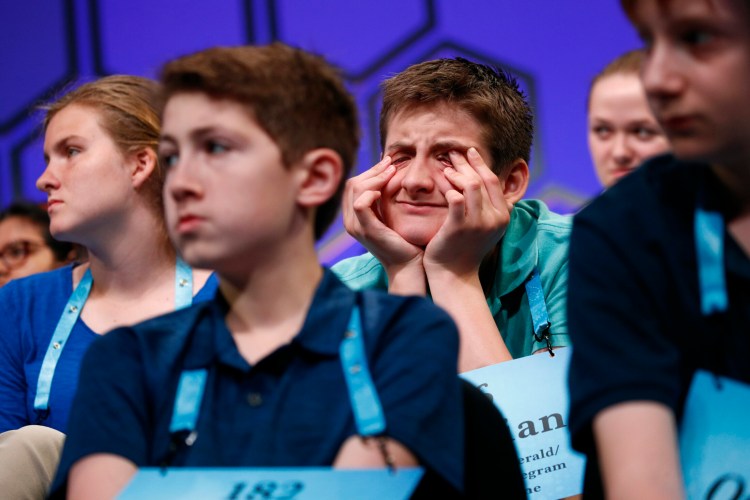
181;268;354;370
492;200;540;299
292;268;356;356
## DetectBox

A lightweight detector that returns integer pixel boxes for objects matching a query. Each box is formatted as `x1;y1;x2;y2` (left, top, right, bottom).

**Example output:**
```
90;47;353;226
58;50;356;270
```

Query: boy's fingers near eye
467;147;505;210
354;156;392;182
370;155;393;175
447;150;474;175
448;150;489;199
350;160;395;194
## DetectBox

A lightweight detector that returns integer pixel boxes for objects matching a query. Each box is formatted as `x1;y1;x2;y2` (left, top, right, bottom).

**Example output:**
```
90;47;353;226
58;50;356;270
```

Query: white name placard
461;348;585;499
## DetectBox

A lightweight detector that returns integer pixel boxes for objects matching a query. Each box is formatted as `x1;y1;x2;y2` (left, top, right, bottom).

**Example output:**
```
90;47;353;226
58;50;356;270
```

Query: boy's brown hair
379;57;533;176
160;43;360;240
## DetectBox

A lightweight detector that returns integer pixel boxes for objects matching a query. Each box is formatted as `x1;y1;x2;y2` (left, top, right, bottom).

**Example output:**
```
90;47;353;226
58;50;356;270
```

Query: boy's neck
712;162;750;215
218;240;324;364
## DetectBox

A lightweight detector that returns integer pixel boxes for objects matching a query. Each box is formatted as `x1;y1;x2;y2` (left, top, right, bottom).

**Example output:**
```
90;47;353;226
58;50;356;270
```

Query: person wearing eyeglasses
0;201;77;288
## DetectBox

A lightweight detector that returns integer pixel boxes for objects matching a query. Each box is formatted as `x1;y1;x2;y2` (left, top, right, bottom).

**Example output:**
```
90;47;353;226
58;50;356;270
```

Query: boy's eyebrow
385;139;472;153
159;133;176;144
384;140;414;153
430;140;470;153
159;125;231;144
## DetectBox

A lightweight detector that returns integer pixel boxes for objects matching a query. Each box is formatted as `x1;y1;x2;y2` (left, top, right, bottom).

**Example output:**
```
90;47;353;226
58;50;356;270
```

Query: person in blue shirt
0;75;216;499
52;43;464;498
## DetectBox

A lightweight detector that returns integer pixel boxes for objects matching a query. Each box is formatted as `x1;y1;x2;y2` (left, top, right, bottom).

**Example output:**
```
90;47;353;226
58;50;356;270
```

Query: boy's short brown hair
379;57;533;176
160;43;360;239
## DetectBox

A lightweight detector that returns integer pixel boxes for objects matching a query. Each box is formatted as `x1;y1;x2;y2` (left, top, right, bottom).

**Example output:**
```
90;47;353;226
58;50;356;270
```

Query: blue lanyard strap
175;257;193;310
35;261;195;416
695;206;728;315
339;306;386;437
170;369;208;433
34;269;94;413
525;268;554;356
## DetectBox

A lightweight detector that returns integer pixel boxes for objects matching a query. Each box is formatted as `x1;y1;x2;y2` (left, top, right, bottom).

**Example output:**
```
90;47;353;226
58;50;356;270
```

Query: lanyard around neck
168;303;386;450
695;205;728;316
34;259;194;417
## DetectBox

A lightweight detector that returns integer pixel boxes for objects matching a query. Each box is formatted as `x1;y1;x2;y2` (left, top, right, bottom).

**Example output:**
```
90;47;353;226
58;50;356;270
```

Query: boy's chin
399;230;436;248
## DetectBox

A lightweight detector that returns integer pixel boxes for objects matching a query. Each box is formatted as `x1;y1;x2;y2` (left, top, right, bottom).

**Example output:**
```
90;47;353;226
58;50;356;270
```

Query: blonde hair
587;50;644;110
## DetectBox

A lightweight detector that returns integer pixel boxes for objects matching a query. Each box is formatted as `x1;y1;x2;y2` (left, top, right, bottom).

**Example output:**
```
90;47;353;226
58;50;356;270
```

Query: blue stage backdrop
0;0;639;264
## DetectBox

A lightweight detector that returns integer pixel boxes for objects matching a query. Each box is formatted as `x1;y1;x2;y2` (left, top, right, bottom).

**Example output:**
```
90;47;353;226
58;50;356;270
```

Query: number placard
118;467;423;500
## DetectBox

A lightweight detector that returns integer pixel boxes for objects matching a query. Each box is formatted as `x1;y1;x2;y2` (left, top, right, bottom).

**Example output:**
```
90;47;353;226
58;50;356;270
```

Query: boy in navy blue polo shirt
51;43;463;498
567;0;750;497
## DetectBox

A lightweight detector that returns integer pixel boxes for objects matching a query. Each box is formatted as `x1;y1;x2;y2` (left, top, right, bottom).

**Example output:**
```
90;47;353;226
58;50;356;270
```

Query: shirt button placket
247;392;263;407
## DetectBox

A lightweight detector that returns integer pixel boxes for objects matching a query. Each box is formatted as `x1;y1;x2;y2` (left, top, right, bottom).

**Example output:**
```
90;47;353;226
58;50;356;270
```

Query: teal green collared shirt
331;199;572;359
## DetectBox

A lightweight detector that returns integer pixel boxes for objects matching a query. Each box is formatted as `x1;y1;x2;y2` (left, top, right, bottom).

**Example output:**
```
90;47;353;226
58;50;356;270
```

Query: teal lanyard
695;205;727;315
34;258;194;419
168;304;386;450
525;268;554;356
525;199;729;347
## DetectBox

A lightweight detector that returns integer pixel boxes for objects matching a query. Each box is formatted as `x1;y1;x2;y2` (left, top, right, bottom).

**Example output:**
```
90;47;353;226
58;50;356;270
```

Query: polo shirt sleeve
0;282;28;432
566;200;683;456
365;293;463;493
50;326;151;497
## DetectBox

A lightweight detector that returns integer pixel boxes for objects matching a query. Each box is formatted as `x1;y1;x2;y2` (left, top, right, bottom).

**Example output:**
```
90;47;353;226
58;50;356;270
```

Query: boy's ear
501;158;530;207
129;148;158;189
295;148;344;208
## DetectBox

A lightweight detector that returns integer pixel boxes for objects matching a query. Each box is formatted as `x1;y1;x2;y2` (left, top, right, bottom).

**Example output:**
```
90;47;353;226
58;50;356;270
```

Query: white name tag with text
118;467;424;500
461;348;585;499
680;370;750;499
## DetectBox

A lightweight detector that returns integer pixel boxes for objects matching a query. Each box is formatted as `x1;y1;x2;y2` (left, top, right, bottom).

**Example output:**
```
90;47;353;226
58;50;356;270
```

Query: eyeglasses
0;240;45;270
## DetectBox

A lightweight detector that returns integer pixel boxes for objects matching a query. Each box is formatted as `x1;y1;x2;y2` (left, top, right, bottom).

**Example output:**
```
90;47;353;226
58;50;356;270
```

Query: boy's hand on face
424;148;510;279
343;156;427;293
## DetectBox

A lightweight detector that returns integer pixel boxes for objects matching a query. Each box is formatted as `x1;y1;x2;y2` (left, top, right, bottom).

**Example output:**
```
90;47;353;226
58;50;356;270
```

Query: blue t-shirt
51;270;464;496
0;265;218;433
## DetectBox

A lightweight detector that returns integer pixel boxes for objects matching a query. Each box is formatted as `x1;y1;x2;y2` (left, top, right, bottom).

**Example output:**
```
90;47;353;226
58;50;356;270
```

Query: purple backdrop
0;0;639;264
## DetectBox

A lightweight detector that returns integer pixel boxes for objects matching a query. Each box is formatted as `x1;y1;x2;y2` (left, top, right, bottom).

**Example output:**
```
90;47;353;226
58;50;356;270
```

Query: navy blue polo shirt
567;156;750;496
51;270;463;496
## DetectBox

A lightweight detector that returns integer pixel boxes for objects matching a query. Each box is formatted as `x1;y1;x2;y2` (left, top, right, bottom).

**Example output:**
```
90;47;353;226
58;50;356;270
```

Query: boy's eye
391;156;409;166
682;30;713;47
66;147;80;158
206;141;229;154
160;152;179;168
436;153;453;166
